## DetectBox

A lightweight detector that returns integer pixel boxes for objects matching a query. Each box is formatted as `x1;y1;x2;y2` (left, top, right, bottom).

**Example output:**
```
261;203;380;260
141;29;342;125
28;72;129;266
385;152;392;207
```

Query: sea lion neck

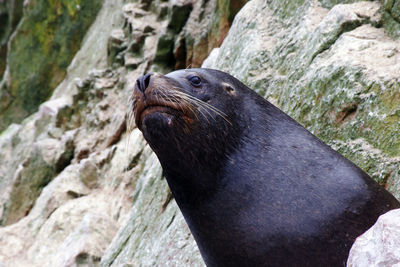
150;114;245;204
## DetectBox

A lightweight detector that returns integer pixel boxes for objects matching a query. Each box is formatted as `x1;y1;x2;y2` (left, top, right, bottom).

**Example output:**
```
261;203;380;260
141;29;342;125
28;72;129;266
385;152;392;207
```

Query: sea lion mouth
135;99;181;128
137;104;178;126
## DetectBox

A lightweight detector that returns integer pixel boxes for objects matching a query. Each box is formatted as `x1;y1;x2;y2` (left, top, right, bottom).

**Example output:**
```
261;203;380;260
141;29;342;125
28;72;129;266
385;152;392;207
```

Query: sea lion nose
136;73;152;93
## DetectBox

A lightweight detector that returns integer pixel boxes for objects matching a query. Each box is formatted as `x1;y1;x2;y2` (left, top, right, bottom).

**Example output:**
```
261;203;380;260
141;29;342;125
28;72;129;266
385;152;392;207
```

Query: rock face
0;0;103;131
0;0;399;266
347;209;400;267
0;0;23;79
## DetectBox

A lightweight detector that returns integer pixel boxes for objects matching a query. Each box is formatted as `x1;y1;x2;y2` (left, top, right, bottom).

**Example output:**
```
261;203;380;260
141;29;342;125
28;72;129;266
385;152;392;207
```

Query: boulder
347;209;400;267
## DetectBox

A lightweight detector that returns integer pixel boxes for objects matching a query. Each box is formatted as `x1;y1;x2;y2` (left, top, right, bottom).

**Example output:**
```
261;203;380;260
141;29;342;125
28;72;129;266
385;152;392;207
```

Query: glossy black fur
136;68;400;267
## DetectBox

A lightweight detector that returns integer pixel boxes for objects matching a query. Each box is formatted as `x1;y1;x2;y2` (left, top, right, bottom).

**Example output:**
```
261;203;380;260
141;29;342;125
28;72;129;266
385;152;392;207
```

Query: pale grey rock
0;112;75;225
109;29;126;45
0;158;132;266
202;48;220;69
27;193;120;266
0;118;38;225
36;138;67;166
79;159;99;189
347;209;400;267
0;165;90;265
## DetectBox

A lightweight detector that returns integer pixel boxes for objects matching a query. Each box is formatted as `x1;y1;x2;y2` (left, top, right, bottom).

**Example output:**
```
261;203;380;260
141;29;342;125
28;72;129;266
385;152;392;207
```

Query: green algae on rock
0;0;103;132
0;0;24;78
382;0;400;38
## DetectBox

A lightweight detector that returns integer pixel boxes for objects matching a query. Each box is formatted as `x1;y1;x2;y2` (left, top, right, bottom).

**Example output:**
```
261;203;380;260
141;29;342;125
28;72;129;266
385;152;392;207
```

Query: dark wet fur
132;68;400;267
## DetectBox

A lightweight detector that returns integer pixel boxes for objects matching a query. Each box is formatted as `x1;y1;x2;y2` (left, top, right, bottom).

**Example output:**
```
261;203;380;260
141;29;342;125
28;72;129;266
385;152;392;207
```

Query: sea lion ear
222;82;235;95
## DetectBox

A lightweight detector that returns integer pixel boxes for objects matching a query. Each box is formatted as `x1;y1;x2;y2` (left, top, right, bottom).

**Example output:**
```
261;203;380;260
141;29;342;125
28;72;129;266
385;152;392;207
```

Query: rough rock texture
0;0;103;131
0;0;23;78
347;209;400;266
0;0;399;266
382;0;400;38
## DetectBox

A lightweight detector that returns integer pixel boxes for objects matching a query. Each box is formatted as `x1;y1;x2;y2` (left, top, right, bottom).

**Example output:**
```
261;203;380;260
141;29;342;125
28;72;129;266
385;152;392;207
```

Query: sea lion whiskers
127;94;137;133
154;84;209;123
175;91;229;120
159;87;197;117
172;90;232;125
155;87;202;123
153;82;211;117
169;89;209;123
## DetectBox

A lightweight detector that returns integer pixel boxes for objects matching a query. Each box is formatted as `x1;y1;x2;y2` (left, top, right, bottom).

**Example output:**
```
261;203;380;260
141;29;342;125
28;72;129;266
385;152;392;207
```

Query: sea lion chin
129;68;400;267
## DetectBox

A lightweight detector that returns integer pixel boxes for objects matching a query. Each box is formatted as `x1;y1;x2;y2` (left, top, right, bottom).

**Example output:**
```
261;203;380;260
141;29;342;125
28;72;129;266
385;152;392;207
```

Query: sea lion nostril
136;79;142;91
144;73;152;89
136;73;153;93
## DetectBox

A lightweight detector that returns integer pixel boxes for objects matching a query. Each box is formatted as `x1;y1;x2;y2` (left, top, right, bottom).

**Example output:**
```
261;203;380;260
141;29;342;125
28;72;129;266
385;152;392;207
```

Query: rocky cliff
0;0;399;266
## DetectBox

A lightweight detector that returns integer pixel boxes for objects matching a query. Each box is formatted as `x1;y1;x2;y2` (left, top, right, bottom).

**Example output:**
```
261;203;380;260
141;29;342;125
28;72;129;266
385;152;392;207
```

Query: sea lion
129;68;400;267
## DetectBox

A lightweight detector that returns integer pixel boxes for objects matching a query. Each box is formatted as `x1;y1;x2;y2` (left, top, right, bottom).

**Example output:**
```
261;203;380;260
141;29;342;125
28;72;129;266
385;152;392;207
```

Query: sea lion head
129;68;251;179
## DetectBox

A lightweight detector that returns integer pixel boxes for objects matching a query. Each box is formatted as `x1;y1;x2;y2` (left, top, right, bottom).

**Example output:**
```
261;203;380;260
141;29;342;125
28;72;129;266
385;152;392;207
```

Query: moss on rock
0;0;24;78
0;0;103;132
382;6;400;38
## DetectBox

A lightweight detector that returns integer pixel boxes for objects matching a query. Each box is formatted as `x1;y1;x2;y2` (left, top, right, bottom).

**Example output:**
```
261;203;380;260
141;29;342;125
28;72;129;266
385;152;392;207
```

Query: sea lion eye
188;75;202;87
